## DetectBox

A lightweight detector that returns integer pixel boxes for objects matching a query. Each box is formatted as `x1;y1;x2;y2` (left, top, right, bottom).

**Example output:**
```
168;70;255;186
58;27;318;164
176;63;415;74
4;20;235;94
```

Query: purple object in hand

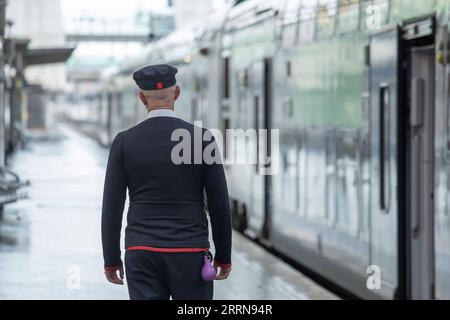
201;254;216;282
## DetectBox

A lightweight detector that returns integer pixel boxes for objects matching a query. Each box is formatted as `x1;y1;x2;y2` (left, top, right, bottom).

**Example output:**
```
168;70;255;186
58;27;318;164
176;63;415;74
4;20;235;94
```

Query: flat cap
133;64;178;90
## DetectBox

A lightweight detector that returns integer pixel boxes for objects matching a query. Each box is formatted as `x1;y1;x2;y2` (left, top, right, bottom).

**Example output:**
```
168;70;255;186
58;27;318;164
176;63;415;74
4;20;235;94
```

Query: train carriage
220;0;450;300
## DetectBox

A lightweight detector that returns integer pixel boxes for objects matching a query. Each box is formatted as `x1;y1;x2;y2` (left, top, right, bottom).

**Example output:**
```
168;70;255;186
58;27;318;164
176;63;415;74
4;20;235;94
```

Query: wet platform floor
0;125;338;300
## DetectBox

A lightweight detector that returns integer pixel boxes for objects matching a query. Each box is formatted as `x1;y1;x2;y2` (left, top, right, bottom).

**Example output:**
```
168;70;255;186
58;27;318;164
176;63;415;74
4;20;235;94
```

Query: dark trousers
125;250;214;300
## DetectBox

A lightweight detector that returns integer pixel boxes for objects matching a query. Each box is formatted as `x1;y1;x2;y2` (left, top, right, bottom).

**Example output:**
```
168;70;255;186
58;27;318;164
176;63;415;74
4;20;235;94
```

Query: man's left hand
214;261;232;280
104;264;124;285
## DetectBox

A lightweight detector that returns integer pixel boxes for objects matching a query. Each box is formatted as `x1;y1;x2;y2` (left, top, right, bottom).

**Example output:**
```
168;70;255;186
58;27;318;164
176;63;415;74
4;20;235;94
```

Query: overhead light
183;55;192;63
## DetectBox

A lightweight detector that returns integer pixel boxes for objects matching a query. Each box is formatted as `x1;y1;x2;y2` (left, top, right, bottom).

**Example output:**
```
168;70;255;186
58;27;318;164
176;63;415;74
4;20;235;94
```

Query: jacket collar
147;109;177;119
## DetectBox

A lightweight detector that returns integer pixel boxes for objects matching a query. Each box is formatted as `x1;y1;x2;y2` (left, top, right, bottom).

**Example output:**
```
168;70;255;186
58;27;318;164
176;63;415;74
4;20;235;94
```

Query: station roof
4;38;75;67
24;47;76;66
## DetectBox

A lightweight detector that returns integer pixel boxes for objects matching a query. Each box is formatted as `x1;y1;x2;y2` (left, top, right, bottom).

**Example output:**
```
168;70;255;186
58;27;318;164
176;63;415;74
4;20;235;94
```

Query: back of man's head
139;85;180;111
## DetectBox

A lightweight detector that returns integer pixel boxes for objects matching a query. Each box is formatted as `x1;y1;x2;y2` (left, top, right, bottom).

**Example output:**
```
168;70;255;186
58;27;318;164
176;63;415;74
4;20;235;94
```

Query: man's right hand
104;264;124;285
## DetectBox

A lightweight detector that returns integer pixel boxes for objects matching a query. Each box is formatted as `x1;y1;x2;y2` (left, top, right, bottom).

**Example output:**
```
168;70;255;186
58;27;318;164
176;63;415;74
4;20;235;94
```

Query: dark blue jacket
101;116;232;267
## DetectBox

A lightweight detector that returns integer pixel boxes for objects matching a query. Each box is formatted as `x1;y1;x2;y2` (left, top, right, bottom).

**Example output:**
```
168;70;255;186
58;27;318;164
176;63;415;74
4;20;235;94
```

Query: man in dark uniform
101;64;232;300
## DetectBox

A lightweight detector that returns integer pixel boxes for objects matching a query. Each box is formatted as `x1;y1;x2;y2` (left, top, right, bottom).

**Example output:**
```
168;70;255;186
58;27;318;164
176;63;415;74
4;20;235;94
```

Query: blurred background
0;0;449;301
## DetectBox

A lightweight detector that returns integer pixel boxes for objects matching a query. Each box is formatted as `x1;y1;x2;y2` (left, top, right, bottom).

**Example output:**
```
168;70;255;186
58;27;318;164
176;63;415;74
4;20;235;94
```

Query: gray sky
62;0;171;64
62;0;169;20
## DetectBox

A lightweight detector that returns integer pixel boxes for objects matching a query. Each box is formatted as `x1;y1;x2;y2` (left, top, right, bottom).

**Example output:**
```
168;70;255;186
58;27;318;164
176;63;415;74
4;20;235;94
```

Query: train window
359;131;371;239
116;93;123;117
298;131;308;217
299;0;318;43
287;61;292;77
287;98;294;118
223;117;230;160
4;92;10;131
115;92;123;130
379;85;391;212
317;0;337;38
254;96;260;173
238;69;249;88
223;57;230;99
191;98;198;122
278;135;300;215
447;72;450;151
120;89;139;128
107;93;112;134
237;90;246;117
336;132;359;235
337;0;360;33
325;131;337;221
194;77;201;92
306;131;327;221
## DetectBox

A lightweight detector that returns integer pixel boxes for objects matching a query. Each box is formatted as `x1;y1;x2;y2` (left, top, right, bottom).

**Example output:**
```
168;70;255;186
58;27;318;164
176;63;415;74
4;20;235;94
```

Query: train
85;0;450;300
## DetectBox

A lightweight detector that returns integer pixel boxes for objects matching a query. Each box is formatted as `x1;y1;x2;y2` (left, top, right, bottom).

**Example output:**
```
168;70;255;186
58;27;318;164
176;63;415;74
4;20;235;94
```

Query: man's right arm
101;132;127;275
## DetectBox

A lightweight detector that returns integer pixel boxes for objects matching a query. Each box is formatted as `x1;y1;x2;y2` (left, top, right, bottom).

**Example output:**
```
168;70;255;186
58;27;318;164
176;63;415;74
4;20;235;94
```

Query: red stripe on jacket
127;246;208;253
125;246;232;268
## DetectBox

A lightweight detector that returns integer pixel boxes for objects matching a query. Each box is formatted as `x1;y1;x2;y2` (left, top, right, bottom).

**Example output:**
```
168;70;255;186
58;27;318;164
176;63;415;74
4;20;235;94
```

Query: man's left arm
101;132;127;284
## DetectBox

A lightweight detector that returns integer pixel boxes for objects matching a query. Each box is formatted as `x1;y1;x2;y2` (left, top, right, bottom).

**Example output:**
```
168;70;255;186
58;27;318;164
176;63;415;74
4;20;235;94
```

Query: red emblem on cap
156;82;163;89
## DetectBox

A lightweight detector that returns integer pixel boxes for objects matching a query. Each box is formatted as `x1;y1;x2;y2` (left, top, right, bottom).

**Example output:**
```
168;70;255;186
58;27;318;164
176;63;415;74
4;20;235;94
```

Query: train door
369;17;436;300
369;27;401;300
403;17;436;300
247;58;273;238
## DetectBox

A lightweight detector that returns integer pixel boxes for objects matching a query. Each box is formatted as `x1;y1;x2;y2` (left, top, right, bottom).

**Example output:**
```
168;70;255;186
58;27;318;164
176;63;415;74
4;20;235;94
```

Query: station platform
0;125;338;300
